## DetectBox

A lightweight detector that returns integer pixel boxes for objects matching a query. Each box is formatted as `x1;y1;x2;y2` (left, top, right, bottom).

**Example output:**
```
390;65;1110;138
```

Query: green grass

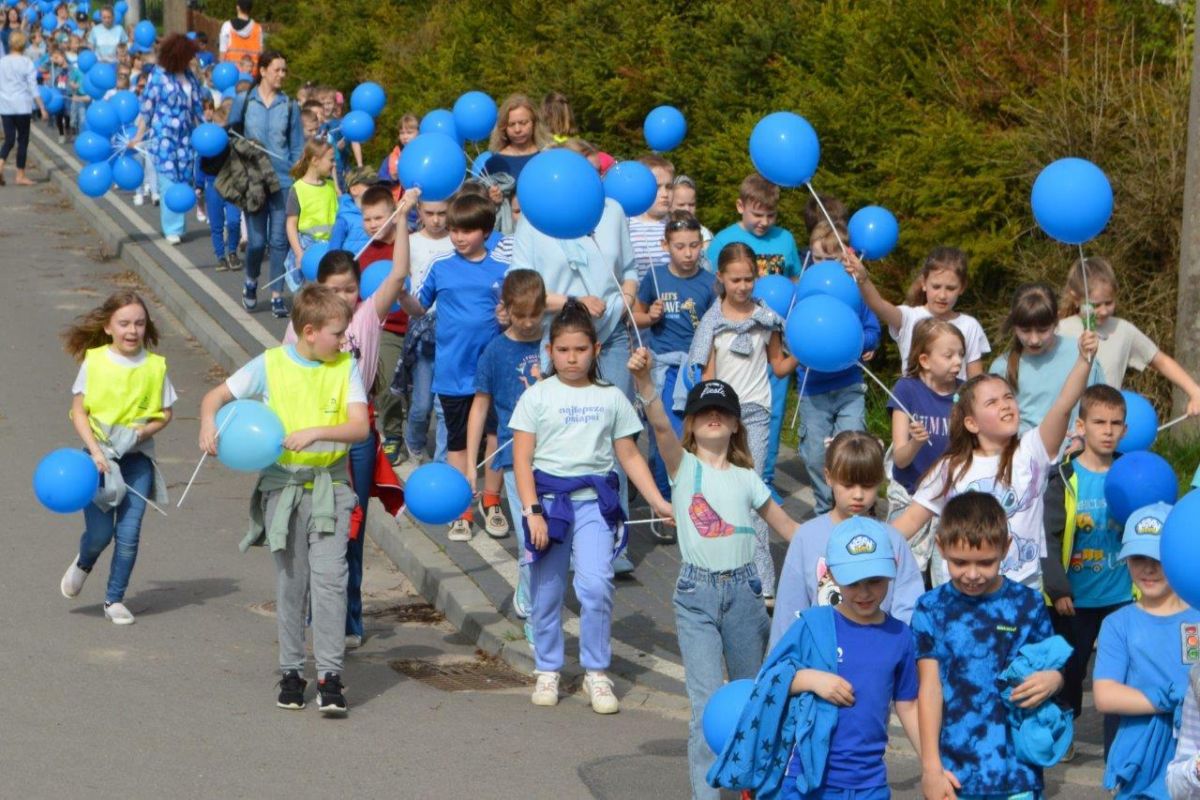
1152;433;1200;496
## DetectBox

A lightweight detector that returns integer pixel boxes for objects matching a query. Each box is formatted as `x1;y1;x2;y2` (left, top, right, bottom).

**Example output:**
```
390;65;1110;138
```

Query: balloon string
126;484;168;517
475;438;513;471
176;408;238;508
625;517;671;526
858;360;933;448
354;202;406;260
228;130;285;161
1159;413;1189;432
597;234;644;351
805;182;851;259
790;367;809;432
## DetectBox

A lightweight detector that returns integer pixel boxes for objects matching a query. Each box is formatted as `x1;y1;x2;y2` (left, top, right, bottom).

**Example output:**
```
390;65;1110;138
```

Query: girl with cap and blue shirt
629;347;800;800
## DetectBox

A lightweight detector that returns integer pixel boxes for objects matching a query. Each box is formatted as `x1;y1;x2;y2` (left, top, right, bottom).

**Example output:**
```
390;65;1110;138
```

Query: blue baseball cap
826;517;896;586
1119;501;1172;561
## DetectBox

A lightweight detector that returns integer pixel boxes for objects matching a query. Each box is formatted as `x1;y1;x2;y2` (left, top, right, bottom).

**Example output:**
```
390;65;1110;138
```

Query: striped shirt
629;216;668;282
1167;664;1200;797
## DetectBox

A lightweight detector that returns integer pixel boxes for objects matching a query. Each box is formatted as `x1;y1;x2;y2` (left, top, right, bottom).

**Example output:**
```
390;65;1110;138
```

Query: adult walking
87;5;128;63
0;32;48;187
131;34;205;244
229;49;303;318
218;0;263;71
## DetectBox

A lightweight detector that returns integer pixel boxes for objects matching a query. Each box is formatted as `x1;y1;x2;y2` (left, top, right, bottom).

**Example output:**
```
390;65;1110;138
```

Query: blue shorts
779;779;890;800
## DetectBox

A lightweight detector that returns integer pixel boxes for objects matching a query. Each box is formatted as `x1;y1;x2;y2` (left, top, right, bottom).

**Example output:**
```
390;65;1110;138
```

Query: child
629;349;800;799
1042;384;1131;751
465;270;547;624
771;431;925;649
847;246;990;379
914;491;1070;800
399;193;509;541
326;166;377;258
195;100;242;272
1167;664;1200;797
199;284;369;715
510;302;672;713
892;329;1099;589
1059;256;1200;414
379;112;419;203
990;282;1104;434
668;175;713;247
628;153;674;282
632;211;717;511
688;242;797;602
300;107;320;140
540;91;576;144
58;291;175;626
285;138;338;311
886;318;964;573
48;47;71;142
1094;501;1200;798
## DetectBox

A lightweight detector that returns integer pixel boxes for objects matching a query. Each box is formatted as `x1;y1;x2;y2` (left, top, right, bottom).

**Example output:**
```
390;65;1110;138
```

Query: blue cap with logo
1118;501;1172;561
826;517;897;586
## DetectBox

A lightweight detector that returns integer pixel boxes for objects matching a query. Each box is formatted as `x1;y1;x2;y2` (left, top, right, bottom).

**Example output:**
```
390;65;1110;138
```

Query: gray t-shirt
1057;315;1157;390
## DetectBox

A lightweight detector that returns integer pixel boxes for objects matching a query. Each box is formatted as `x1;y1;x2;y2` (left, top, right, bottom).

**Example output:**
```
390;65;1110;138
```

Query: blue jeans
346;430;376;638
405;350;447;460
799;383;867;515
77;452;154;604
244;187;288;290
674;562;770;800
762;370;790;493
648;363;684;499
201;174;241;259
780;781;891;800
156;172;187;237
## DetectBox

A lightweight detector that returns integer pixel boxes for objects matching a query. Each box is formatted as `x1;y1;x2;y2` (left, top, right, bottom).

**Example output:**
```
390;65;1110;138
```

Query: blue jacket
708;605;839;798
1107;680;1186;799
997;635;1074;767
519;470;626;562
328;193;370;256
231;87;304;189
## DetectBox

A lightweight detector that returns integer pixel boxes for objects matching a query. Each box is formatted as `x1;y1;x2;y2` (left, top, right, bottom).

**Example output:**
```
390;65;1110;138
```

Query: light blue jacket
328;193;370;256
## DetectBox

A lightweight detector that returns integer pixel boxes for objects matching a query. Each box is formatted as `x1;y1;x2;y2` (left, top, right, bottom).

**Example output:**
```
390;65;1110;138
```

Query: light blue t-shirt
417;251;508;396
706;223;802;278
1095;604;1200;702
988;335;1105;434
669;451;770;572
473;334;541;470
88;24;128;62
1068;463;1133;608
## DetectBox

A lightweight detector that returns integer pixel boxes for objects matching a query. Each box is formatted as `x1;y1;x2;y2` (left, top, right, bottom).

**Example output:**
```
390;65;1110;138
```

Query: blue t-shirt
483;152;536;182
635;266;716;355
788;611;918;788
417;251;508;396
1095;604;1200;704
911;579;1055;795
473;335;541;470
706;223;802;278
1069;463;1133;608
887;376;958;494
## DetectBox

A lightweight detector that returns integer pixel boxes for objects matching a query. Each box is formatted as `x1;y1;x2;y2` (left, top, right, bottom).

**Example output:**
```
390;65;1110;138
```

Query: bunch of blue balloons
74;91;143;197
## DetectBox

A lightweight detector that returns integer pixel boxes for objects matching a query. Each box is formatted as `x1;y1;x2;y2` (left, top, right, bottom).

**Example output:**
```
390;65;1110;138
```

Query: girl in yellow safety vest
285;138;339;291
58;291;176;626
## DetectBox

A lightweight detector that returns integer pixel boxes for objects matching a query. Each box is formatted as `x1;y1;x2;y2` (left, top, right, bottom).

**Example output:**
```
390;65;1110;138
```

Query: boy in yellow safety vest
199;284;368;715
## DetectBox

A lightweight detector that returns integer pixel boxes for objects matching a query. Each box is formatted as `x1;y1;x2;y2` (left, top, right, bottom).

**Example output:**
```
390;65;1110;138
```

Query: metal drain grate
391;656;533;691
364;602;444;625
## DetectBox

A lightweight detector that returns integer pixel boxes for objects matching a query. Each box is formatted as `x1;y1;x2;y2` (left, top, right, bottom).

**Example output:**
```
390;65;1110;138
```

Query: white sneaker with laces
480;500;510;538
584;671;619;714
60;557;87;598
133;192;144;206
104;601;135;625
447;518;472;542
164;234;182;245
531;671;560;706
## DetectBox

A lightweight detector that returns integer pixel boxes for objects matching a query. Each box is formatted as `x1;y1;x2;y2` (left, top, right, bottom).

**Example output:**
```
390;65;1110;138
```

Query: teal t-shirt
670;451;771;571
1068;463;1132;608
705;223;802;278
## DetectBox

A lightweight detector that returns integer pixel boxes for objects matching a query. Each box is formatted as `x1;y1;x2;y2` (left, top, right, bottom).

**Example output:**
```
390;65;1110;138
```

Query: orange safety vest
222;20;263;69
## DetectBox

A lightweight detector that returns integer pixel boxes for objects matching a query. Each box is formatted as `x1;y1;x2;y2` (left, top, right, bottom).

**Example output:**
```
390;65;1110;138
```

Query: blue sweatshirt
327;193;370;256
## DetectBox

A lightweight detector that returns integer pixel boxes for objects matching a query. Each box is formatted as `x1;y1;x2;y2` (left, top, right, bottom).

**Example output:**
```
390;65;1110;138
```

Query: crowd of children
33;16;1200;797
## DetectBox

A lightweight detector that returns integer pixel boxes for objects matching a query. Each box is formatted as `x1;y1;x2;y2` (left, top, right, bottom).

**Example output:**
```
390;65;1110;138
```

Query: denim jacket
233;87;304;189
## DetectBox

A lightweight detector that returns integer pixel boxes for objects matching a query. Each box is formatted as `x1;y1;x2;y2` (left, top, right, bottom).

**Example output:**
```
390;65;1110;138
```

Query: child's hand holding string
908;419;930;445
1077;330;1099;363
646;299;664;324
842;250;867;285
89;447;109;475
627;347;653;387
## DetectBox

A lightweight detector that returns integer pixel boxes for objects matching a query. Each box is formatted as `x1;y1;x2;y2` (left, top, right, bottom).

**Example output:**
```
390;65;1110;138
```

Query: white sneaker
345;634;363;650
57;134;66;144
104;601;135;625
583;671;619;714
196;208;207;223
133;192;144;206
60;557;88;598
531;671;560;706
151;192;160;206
447;518;473;542
164;234;182;245
480;500;510;538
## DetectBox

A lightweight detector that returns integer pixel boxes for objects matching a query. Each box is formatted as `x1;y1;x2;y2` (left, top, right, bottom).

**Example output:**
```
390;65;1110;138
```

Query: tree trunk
163;0;188;35
1174;25;1200;424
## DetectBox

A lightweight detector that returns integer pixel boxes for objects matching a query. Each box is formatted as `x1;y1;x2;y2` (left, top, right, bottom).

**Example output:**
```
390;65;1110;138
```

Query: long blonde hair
681;414;755;470
61;290;160;361
290;138;332;180
906;317;966;377
488;93;551;152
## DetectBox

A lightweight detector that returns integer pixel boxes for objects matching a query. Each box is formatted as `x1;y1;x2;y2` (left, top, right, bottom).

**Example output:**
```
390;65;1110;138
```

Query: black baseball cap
684;379;741;418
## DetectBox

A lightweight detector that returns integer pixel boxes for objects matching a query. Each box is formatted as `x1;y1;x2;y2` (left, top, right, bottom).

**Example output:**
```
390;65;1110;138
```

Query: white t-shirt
912;427;1052;587
889;305;990;379
225;345;367;405
410;233;455;298
72;348;179;408
1058;315;1158;391
508;375;642;499
713;328;771;409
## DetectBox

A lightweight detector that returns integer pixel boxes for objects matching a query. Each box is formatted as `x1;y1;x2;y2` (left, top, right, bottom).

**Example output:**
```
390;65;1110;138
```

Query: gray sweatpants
742;402;776;598
265;484;356;676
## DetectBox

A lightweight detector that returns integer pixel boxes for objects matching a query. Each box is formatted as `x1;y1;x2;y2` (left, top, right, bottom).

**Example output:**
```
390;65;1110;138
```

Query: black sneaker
227;250;242;270
271;296;288;319
242;279;258;311
276;670;307;710
317;672;348;715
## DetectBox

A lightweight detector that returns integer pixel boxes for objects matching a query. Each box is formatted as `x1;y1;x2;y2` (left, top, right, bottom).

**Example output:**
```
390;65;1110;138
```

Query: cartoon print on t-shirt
514;353;540;390
815;557;843;608
954;472;1043;574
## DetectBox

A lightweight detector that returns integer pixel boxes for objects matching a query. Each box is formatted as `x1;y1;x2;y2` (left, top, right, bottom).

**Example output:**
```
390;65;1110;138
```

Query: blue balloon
603;161;658;217
785;295;864;373
88;61;117;92
643;105;687;152
702;679;755;755
74;131;111;162
191;122;228;157
211;62;239;92
1163;491;1200;608
77;49;97;73
45;89;65;115
349;81;386;118
516;149;606;240
24;8;38;24
1031;158;1113;245
419;108;458;143
359;260;401;312
398;132;466;202
114;0;128;14
300;241;330;282
1104;451;1178;525
340;110;376;144
82;73;106;100
85;100;119;137
404;463;473;525
33;449;99;513
749;111;820;188
77;161;112;197
215;400;285;472
110;89;139;125
164;182;196;213
752;274;796;319
797;260;863;312
40;13;56;31
452;91;497;141
1118;390;1158;452
111;153;144;190
470;149;493;178
848;205;899;260
133;19;156;48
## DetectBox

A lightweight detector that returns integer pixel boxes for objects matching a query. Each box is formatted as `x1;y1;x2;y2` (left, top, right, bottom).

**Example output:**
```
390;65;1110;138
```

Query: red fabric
348;439;405;541
358;238;408;334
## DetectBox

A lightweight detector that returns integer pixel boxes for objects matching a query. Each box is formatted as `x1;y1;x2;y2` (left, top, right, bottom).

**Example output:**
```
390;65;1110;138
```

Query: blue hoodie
328;193;370;256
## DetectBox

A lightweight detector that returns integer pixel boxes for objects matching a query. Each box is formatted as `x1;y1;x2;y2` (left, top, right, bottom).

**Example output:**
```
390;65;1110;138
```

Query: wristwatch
522;504;544;518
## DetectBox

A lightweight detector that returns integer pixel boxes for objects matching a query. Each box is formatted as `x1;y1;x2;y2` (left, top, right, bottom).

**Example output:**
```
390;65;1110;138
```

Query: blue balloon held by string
603;161;658;217
359;260;401;313
340;110;376;144
33;448;99;514
470;150;493;178
88;61;117;93
77;49;97;73
702;679;755;755
1118;390;1158;453
752;274;796;319
419;108;459;144
452;91;497;142
1162;491;1200;609
111;154;144;191
191;122;228;158
211;62;239;92
215;400;285;472
1031;158;1113;245
749;111;820;188
85;100;120;137
74;130;112;163
301;241;331;282
397;132;466;202
797;260;863;313
785;295;864;373
133;19;156;48
350;81;386;118
847;205;899;260
45;88;65;115
404;463;473;525
1104;451;1178;525
643;105;686;152
163;182;196;213
77;161;113;197
516;149;606;240
110;89;139;125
